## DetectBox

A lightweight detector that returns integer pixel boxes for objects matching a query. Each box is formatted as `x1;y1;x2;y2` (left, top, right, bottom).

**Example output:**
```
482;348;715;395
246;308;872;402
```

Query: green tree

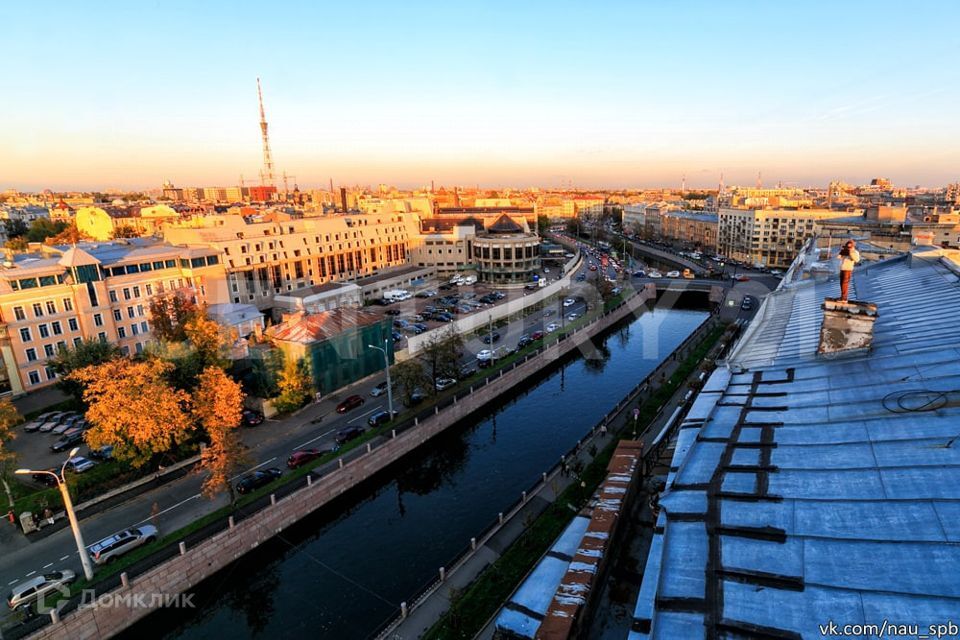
391;360;430;406
272;357;313;413
421;327;464;391
0;399;22;508
537;215;550;234
25;218;68;243
48;338;122;403
4;236;28;252
45;222;90;245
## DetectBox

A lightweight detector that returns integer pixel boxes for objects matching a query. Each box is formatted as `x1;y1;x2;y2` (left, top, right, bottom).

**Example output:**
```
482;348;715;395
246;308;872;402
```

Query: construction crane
257;78;275;188
282;171;297;201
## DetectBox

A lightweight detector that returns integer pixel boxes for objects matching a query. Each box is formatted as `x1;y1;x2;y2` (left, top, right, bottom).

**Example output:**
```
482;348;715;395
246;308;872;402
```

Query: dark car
235;468;282;495
392;331;403;341
531;330;545;341
241;408;264;427
459;364;478;378
31;468;60;487
50;429;85;453
336;395;365;414
287;448;330;469
334;426;365;446
482;332;501;344
741;296;754;310
88;445;114;461
404;389;428;406
385;309;402;316
367;410;396;428
517;335;533;349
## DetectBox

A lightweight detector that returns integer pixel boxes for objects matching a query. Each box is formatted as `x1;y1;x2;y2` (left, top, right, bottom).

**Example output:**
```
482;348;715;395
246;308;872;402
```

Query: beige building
660;211;718;250
162;213;418;310
718;208;854;267
0;241;224;395
472;215;541;284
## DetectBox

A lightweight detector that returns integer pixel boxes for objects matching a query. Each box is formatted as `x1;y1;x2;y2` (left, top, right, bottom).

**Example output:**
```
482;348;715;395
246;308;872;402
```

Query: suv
6;570;76;611
367;410;396;428
88;526;158;565
336;395;365;414
235;468;282;495
335;426;364;446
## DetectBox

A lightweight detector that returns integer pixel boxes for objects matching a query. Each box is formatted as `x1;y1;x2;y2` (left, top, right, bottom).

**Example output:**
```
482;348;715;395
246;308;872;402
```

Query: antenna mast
257;78;275;188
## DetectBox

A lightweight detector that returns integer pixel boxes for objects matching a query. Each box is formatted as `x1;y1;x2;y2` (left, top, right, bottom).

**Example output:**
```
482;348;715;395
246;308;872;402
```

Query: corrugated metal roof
631;246;960;639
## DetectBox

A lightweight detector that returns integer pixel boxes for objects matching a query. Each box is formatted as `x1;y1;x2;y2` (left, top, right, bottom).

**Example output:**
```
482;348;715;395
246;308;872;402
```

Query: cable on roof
881;389;952;414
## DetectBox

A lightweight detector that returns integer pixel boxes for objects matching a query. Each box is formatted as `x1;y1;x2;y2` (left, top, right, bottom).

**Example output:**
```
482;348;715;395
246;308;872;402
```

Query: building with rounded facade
472;215;541;283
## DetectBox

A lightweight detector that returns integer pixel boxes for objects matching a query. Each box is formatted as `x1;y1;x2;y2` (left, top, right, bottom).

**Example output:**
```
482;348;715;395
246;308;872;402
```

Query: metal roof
631;246;960;639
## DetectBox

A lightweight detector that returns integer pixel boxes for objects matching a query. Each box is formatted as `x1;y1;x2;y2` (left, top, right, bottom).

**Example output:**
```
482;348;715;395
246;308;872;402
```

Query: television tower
257;78;275;187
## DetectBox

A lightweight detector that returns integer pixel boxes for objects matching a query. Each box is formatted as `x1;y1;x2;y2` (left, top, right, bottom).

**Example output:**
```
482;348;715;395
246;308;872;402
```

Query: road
0;281;593;606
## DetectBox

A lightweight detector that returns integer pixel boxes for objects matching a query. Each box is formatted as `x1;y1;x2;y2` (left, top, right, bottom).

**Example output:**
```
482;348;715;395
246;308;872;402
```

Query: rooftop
265;308;386;344
631;245;960;639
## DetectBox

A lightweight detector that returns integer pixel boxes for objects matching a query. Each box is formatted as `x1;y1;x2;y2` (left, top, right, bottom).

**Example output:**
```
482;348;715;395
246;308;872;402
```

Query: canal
143;306;708;640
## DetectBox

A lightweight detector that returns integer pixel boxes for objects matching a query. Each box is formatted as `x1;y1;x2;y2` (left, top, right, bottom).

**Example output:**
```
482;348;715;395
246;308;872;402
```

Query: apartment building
718;208;853;267
161;213;417;311
659;211;718;251
0;241;224;395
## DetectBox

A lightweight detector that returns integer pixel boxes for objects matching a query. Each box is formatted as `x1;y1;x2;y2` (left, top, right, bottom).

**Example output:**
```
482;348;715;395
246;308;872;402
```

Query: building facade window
63;298;73;312
25;348;37;362
28;371;40;385
13;306;25;321
19;327;31;342
94;313;103;327
68;318;78;331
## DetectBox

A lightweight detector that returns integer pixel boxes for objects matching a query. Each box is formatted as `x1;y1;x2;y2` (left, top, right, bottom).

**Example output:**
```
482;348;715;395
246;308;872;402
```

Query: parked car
459;364;478;378
235;468;282;495
241;408;265;427
563;298;576;307
88;525;158;565
88;445;114;461
517;335;533;349
405;388;428;405
666;271;681;278
530;330;545;341
64;456;96;474
567;313;580;321
287;448;330;469
370;381;391;397
546;322;561;333
435;378;457;391
482;332;501;344
335;426;365;445
336;395;365;414
50;430;85;453
31;469;60;487
37;412;68;433
6;570;76;611
52;415;84;436
385;309;402;316
476;349;495;361
367;410;396;428
648;271;663;278
23;412;56;433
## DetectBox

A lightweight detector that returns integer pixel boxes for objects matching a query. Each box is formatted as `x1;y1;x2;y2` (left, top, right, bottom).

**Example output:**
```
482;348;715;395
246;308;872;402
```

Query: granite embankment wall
28;285;656;640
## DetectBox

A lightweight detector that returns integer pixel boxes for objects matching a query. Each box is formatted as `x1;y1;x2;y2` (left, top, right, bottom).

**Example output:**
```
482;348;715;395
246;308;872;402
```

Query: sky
2;1;959;191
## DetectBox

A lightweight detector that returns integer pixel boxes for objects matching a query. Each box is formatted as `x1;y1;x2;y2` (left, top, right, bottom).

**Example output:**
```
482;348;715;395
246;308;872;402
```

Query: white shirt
839;247;860;272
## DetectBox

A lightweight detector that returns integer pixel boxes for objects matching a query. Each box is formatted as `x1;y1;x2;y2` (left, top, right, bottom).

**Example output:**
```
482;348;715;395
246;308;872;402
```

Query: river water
145;307;707;640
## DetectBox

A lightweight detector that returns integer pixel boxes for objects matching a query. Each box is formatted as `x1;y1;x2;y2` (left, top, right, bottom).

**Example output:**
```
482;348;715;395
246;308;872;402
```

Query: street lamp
367;340;394;419
16;447;95;581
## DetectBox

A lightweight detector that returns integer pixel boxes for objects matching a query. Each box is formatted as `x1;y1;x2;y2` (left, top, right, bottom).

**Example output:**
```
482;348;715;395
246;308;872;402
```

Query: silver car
6;570;75;611
88;525;158;565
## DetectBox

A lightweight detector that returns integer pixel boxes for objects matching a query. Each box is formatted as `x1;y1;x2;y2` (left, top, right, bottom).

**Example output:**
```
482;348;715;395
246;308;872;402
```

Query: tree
193;367;247;502
112;225;141;239
184;312;229;371
48;338;122;403
0;399;21;508
45;222;91;245
421;327;464;391
4;236;28;252
149;293;199;342
272;357;313;413
391;360;430;406
25;218;68;243
537;215;550;234
70;359;194;468
3;219;28;240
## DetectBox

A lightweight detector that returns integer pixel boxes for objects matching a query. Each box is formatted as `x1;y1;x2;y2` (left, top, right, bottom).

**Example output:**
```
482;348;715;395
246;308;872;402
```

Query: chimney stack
817;299;878;357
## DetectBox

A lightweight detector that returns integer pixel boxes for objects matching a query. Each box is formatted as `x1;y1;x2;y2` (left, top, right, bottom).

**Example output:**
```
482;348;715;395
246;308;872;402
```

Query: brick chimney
817;299;878;357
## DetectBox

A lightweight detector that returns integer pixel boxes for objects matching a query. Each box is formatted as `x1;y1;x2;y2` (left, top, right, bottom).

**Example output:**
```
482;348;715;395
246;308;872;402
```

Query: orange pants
840;270;852;301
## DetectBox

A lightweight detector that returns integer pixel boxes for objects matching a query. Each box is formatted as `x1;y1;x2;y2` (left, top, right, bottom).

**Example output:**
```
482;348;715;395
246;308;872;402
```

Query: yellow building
718;208;855;267
76;204;180;240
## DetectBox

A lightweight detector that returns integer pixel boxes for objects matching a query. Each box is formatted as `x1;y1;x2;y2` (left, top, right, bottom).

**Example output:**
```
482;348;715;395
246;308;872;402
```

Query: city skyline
3;1;960;191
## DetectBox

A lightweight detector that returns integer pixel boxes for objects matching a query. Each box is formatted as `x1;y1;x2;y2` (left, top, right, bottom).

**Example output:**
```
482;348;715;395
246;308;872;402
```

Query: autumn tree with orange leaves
193;367;248;501
70;359;193;468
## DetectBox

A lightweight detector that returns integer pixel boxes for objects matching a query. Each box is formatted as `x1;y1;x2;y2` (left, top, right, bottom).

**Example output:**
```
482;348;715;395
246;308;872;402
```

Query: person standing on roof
837;240;860;301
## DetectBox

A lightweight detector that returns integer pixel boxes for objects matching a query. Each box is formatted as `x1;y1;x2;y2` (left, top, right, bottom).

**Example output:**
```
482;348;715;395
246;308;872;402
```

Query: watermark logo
34;582;72;616
78;590;196;610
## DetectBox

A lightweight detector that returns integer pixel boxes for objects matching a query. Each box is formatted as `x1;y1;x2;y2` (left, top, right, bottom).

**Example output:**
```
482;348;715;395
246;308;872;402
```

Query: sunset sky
3;1;959;191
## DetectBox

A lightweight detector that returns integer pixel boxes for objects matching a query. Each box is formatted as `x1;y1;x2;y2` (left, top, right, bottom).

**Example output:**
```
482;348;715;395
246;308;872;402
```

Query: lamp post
16;447;95;581
368;340;394;418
